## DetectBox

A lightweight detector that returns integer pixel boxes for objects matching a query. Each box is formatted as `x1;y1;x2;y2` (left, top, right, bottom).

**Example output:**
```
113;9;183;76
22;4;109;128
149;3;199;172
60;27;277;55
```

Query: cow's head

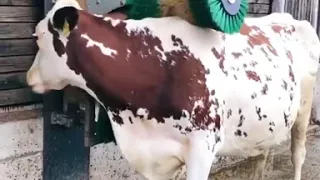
26;0;82;94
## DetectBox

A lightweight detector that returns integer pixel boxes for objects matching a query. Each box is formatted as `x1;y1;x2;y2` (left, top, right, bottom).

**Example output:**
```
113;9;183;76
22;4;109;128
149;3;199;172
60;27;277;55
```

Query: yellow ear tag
62;20;70;36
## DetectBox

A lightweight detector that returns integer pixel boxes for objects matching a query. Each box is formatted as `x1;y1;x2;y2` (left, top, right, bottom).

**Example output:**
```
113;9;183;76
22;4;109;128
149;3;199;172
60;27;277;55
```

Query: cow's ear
52;6;79;36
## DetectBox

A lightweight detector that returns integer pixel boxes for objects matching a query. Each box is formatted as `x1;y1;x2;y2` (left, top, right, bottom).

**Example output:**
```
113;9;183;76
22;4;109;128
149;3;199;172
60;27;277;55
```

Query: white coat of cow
26;0;320;179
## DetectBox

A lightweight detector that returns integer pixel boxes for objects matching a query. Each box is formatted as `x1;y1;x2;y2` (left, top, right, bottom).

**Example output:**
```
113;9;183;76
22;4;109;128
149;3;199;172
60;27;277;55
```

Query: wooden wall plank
0;108;42;124
0;39;37;57
0;7;40;22
285;0;319;30
248;4;270;14
0;88;42;106
248;0;271;4
248;13;269;17
0;55;34;73
0;72;27;90
0;0;41;6
0;2;42;106
256;0;271;4
0;23;36;39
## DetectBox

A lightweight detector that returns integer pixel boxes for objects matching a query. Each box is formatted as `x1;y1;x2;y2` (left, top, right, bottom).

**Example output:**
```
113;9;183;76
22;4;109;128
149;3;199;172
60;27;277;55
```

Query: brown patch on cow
251;92;257;99
243;132;248;137
265;75;272;81
171;35;183;47
249;61;258;67
240;24;278;56
256;106;262;120
238;115;245;127
104;11;128;20
290;93;293;101
212;47;227;75
286;50;293;63
260;48;273;61
185;127;192;132
261;84;268;95
214;114;221;130
284;112;289;127
173;124;182;131
269;127;273;132
49;10;221;130
245;70;261;82
288;66;295;83
231;52;242;59
233;74;237;80
271;24;295;35
211;90;215;95
243;47;252;55
113;114;124;124
227;109;232;119
282;80;288;90
235;129;242;136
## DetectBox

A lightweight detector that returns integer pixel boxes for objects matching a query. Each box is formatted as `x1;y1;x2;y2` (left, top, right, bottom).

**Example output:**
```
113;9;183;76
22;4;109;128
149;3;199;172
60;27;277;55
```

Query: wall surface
248;0;271;17
0;0;43;107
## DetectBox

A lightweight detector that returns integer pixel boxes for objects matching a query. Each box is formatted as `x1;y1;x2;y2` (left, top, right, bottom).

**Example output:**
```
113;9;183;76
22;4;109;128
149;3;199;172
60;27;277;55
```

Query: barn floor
209;126;320;180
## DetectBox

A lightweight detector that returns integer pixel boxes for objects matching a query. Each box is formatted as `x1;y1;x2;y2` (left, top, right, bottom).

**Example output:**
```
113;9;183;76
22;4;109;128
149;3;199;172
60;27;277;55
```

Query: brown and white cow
26;0;320;179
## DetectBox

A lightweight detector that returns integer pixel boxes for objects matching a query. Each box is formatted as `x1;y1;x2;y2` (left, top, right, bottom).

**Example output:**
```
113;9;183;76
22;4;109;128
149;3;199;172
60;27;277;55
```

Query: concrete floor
209;126;320;180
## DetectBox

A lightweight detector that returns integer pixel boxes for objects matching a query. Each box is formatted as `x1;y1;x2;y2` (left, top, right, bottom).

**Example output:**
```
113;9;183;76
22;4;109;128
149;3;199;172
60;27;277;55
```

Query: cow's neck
67;11;177;120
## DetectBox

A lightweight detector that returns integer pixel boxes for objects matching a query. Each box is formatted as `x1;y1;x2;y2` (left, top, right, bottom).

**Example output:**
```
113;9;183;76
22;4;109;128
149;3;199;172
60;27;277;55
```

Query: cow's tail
311;57;320;126
297;20;320;126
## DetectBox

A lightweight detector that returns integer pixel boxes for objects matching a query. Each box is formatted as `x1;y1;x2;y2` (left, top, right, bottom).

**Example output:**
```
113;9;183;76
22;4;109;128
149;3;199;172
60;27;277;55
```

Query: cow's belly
106;109;188;180
216;122;293;157
215;91;300;157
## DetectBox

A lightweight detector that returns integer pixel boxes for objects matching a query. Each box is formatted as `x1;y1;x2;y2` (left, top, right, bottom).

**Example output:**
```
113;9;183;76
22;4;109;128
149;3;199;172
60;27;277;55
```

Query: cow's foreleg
252;149;269;180
185;133;217;180
291;75;315;180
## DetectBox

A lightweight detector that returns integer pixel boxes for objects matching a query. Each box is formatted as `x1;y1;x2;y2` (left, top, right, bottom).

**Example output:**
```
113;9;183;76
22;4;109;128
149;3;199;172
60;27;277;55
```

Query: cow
26;0;320;179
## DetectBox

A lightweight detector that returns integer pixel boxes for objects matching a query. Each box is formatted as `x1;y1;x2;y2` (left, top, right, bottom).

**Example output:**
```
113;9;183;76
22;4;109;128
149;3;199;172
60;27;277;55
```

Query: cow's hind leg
252;149;269;180
291;75;316;180
185;132;218;180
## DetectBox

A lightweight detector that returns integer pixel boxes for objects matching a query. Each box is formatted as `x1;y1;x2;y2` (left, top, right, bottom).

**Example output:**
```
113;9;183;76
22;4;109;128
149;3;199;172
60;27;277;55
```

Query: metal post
42;1;90;179
271;0;285;13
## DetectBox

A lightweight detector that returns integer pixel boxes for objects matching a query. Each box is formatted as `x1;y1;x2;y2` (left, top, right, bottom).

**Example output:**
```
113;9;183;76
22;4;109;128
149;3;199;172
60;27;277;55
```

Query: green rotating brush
121;0;161;20
189;0;249;34
118;0;248;34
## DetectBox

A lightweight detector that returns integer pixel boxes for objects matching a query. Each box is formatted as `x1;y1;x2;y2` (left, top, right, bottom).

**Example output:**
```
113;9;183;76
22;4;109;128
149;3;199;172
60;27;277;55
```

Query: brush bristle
207;0;248;34
125;0;161;19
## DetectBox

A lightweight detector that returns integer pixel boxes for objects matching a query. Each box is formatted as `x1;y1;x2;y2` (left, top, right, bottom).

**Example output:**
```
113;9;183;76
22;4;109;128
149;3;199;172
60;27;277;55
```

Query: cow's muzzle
26;68;48;94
